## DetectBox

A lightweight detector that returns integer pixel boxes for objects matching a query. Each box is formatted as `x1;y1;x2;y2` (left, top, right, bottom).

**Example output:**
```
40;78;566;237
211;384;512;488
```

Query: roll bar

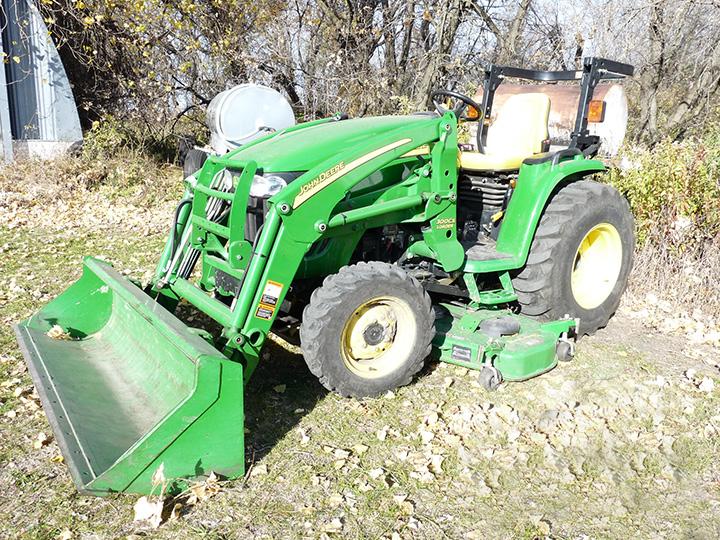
477;57;634;155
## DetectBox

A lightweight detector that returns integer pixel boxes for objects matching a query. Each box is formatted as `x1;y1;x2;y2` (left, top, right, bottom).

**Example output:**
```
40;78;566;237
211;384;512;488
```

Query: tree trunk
416;0;464;104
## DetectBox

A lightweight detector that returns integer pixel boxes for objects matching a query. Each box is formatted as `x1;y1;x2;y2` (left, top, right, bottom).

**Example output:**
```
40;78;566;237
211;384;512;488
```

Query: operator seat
459;93;551;172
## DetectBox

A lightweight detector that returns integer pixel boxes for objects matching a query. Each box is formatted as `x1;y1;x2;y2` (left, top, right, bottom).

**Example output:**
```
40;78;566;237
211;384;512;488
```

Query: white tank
206;84;295;154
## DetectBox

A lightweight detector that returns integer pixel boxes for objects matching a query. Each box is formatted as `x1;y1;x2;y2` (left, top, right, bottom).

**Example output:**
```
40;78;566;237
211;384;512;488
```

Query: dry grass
628;242;720;317
0;156;719;539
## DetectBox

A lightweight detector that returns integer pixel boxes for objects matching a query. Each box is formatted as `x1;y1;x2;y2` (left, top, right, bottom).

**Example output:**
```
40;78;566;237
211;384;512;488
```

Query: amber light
465;105;480;120
588;100;606;123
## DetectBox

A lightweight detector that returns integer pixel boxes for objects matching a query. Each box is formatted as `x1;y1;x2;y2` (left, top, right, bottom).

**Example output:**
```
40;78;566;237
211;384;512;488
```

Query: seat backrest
485;93;550;156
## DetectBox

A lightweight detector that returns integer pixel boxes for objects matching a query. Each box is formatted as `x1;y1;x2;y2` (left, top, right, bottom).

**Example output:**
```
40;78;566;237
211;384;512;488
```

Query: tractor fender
489;156;606;271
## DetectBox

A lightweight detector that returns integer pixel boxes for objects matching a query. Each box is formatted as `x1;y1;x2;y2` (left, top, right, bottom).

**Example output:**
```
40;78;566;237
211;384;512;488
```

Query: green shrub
83;115;205;165
609;131;720;252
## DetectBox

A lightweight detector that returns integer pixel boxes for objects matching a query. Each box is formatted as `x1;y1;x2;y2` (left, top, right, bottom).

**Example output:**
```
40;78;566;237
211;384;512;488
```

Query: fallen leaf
357;480;373;492
410;464;435;483
151;462;166;487
424;411;439;426
698;377;715;393
327;493;344;507
187;472;221;504
352;443;369;455
133;495;164;528
394;494;414;515
56;529;73;540
322;517;344;533
169;502;183;521
33;432;50;449
46;325;72;340
428;454;444;475
368;467;384;480
250;463;268;477
298;428;310;445
376;427;388;441
419;429;435;444
51;454;64;463
333;448;351;459
537;519;552;536
273;384;286;393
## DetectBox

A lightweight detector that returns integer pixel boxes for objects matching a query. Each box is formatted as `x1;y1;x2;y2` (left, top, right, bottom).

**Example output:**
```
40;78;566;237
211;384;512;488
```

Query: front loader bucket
14;257;245;496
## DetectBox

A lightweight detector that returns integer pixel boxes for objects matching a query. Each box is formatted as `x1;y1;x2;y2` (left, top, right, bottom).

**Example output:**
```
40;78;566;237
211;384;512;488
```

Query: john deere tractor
15;57;635;495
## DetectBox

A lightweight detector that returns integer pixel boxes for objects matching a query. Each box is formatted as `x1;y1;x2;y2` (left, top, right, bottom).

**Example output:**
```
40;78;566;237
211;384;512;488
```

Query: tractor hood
228;115;437;172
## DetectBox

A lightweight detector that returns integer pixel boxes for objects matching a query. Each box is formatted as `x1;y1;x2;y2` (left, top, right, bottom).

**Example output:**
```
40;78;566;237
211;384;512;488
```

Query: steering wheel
431;89;482;120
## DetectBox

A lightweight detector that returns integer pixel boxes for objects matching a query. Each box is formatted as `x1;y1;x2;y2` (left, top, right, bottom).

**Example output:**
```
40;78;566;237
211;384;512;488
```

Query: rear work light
588;100;606;123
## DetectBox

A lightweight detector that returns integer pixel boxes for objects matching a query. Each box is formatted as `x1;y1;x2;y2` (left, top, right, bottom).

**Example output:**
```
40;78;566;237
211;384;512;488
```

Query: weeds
610;132;720;249
609;129;720;317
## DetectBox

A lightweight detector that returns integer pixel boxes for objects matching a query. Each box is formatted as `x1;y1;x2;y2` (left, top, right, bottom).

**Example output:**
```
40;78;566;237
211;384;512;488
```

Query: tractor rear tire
512;180;634;335
300;262;434;398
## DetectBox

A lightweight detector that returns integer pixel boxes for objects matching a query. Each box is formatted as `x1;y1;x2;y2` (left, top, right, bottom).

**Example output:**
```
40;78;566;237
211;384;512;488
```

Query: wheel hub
340;297;414;379
362;323;386;346
571;222;623;310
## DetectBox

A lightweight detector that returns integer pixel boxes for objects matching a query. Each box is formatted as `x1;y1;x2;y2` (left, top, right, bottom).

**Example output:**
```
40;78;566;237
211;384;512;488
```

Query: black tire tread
300;261;434;397
512;180;634;333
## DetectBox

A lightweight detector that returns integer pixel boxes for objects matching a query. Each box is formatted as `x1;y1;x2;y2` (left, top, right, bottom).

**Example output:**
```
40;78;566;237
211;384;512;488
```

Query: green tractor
15;57;635;495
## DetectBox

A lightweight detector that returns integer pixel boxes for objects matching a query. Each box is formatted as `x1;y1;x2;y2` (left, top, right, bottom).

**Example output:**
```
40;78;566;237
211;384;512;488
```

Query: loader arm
162;113;467;376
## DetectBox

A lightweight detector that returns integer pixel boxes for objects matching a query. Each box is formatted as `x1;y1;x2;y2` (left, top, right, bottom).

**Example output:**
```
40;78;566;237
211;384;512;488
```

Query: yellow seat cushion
459;93;551;172
457;152;527;171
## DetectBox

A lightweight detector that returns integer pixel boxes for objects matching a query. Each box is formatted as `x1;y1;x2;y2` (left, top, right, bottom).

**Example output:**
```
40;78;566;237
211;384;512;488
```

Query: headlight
250;174;288;198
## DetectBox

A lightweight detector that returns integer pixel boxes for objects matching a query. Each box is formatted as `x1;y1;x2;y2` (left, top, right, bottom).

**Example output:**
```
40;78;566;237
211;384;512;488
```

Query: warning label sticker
451;345;472;362
260;280;283;307
255;305;275;320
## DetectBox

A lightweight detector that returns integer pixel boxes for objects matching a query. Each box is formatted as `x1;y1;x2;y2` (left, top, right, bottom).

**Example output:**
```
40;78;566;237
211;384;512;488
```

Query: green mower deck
434;304;575;382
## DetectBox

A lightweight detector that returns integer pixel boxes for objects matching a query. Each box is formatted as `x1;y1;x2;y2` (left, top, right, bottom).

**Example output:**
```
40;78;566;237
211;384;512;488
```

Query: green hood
229;115;436;172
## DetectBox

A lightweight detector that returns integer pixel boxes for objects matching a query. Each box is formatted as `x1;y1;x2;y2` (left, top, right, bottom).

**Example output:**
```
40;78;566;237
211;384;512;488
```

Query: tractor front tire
512;180;634;335
300;262;434;398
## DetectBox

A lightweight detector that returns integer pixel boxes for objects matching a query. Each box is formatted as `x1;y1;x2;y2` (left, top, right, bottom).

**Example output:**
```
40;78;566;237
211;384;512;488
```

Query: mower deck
433;303;575;383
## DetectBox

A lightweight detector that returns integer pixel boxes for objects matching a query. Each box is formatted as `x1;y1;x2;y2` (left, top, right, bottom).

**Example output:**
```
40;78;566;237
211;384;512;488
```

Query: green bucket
14;257;245;495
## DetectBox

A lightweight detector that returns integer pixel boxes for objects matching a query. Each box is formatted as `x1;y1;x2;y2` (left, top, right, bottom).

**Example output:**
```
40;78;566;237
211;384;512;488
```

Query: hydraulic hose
169;199;193;262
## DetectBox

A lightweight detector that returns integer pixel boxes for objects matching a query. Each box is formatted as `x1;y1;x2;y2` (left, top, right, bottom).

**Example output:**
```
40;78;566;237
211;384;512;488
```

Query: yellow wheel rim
571;223;623;310
340;296;415;379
